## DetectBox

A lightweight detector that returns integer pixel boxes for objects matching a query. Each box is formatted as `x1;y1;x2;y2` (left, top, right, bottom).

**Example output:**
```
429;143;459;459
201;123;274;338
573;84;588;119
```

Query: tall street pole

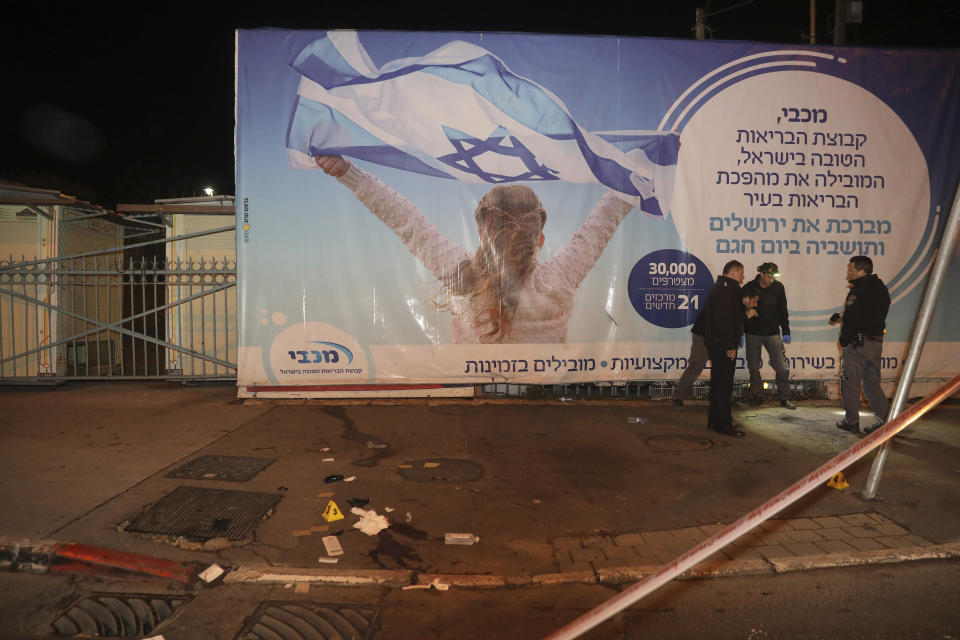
863;183;960;499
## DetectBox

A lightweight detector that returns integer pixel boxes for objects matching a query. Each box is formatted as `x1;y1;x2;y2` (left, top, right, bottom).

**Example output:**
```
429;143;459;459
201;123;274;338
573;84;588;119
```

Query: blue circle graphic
628;250;714;328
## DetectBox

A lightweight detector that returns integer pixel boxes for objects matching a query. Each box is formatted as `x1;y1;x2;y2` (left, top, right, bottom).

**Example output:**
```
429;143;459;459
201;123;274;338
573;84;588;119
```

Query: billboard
236;29;960;389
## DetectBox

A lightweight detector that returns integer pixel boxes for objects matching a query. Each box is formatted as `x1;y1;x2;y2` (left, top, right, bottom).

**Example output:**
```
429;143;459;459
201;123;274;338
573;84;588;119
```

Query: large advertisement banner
236;30;960;389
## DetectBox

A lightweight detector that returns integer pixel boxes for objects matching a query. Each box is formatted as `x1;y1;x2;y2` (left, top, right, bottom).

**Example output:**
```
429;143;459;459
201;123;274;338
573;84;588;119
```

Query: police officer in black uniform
831;255;890;435
704;260;757;437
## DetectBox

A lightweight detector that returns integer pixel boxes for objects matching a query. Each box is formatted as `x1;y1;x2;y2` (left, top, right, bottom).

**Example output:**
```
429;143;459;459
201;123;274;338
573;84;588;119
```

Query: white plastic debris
402;577;450;591
627;416;648;423
444;533;479;545
321;457;335;462
198;564;225;583
350;507;390;535
317;557;340;564
344;475;357;482
384;506;395;513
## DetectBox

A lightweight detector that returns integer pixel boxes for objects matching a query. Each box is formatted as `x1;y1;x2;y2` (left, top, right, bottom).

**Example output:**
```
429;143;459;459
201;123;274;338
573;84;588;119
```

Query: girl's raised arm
545;191;634;290
315;155;470;280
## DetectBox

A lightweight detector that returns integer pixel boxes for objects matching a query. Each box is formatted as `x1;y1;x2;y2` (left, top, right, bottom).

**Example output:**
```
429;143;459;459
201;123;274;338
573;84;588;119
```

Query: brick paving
549;511;937;574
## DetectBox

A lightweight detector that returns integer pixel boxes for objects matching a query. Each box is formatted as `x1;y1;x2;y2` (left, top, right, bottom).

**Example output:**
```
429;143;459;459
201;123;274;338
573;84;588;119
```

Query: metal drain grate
126;486;282;541
166;455;276;482
396;458;484;483
50;593;189;637
235;602;380;640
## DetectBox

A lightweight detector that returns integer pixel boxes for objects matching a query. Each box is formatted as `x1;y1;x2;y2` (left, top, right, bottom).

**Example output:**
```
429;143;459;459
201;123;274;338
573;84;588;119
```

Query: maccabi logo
287;341;354;365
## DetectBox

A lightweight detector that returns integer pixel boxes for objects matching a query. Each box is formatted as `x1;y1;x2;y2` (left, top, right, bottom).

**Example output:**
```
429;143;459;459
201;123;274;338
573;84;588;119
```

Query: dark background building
2;1;957;208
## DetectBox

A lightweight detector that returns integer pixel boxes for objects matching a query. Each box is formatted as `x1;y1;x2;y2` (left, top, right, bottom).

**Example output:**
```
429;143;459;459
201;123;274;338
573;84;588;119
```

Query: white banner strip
542;373;960;640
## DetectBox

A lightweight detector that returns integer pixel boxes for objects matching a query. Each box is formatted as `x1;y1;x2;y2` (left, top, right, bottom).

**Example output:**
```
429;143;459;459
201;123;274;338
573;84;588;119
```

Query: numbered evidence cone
322;499;345;522
827;472;850;490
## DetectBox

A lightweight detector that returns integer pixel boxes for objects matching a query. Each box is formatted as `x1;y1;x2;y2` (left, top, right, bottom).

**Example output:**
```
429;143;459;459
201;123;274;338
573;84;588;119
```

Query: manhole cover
50;593;189;637
125;486;282;541
397;458;484;483
235;602;380;640
645;435;715;452
166;455;276;482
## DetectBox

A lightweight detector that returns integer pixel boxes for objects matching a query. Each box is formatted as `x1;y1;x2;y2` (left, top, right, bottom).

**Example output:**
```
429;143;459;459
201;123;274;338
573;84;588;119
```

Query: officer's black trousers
708;343;737;429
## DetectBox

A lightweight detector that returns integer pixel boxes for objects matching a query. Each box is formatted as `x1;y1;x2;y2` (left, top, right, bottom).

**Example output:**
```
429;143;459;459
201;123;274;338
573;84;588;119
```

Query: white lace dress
337;164;633;343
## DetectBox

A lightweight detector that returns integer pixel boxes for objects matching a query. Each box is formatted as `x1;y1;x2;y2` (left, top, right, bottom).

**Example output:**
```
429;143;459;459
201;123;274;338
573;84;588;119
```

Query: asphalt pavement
0;381;958;638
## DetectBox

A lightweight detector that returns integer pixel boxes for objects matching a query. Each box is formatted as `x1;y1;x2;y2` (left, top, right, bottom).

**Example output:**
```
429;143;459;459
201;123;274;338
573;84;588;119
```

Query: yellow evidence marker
322;499;345;522
827;472;850;489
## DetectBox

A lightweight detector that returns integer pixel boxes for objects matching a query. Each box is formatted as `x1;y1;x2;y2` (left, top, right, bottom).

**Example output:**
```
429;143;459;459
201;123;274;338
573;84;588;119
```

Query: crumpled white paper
350;507;390;535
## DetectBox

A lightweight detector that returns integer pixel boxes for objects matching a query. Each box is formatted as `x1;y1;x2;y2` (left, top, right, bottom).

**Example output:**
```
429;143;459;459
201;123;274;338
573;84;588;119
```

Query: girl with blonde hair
315;155;635;344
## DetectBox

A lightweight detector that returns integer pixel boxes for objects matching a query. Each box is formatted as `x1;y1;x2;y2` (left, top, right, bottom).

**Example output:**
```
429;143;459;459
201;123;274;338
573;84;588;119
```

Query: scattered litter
559;397;572;402
405;512;413;523
295;582;310;594
322;457;335;462
203;536;230;551
351;507;390;535
423;462;439;468
827;472;850;489
284;583;293;589
321;535;344;556
348;497;370;508
397;464;413;469
324;474;344;484
316;491;334;498
402;577;451;591
627;416;648;423
384;507;395;513
198;564;225;583
310;525;330;532
344;475;357;482
444;533;479;546
366;441;388;449
202;473;217;479
317;557;340;564
322;500;345;522
320;447;331;452
292;529;313;537
143;636;166;640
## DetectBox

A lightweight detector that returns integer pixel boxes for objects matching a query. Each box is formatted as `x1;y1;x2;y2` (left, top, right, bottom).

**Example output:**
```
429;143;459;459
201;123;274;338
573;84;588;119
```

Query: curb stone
226;541;960;589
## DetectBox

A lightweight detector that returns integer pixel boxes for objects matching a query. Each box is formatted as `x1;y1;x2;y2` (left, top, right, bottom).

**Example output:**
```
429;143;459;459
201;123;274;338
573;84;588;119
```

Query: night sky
2;1;957;209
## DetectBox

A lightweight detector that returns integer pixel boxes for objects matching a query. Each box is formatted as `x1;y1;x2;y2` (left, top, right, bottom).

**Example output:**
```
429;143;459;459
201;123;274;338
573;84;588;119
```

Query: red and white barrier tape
543;373;960;640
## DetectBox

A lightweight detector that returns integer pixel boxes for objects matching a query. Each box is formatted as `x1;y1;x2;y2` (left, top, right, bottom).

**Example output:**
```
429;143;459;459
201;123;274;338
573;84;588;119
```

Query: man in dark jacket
704;260;756;437
742;262;795;409
831;256;891;435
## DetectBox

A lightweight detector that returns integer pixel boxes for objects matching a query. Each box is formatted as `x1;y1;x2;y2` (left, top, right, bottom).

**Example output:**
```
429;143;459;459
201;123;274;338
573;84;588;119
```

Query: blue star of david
436;125;560;183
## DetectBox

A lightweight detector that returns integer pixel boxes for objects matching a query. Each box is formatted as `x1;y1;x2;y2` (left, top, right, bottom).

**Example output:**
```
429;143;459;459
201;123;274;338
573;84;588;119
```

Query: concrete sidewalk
1;382;959;590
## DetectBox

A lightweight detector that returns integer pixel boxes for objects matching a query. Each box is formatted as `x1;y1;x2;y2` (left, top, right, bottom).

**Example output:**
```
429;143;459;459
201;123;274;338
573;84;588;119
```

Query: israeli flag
286;31;679;216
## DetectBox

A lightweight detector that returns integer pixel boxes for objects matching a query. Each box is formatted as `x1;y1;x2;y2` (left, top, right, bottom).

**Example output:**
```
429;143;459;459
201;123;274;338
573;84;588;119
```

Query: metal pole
810;0;816;44
833;0;846;45
864;183;960;499
695;7;705;40
542;374;960;640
